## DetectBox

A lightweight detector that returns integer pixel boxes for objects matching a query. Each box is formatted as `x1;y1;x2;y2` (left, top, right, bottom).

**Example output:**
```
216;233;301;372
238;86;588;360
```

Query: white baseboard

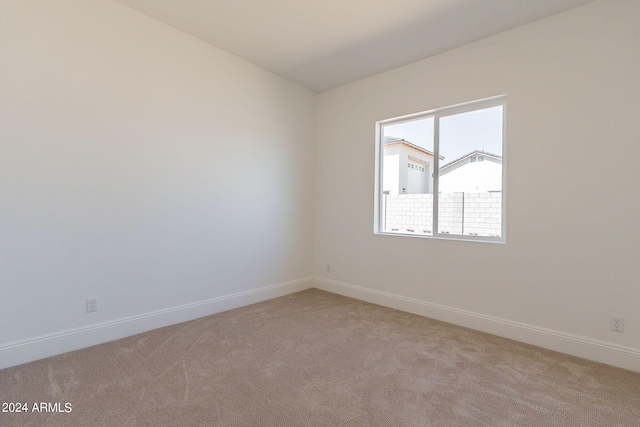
314;277;640;373
0;277;314;370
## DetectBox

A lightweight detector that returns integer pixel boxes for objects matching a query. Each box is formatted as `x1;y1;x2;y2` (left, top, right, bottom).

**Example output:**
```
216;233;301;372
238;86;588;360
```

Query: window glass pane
381;117;434;235
437;106;503;237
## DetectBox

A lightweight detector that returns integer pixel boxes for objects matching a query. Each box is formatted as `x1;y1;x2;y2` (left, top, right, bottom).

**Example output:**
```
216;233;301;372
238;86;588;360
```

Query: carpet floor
1;289;639;426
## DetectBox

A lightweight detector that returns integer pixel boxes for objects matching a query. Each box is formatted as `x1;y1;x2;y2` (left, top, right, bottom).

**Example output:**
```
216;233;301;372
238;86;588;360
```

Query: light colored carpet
1;289;639;426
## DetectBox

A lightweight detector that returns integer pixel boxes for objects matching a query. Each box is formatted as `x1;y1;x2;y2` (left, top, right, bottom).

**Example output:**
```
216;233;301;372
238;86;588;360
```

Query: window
374;96;506;242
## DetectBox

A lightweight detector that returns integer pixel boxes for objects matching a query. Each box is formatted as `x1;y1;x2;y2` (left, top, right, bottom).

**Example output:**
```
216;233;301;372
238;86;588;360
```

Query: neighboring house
384;141;502;195
383;137;439;195
438;151;502;193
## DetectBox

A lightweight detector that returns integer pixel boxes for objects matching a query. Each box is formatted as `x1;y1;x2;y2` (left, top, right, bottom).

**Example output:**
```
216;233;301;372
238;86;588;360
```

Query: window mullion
432;115;440;236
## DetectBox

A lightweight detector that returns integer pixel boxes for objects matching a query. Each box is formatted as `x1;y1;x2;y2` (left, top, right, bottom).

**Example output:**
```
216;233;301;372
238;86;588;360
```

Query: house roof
439;150;502;171
384;136;441;158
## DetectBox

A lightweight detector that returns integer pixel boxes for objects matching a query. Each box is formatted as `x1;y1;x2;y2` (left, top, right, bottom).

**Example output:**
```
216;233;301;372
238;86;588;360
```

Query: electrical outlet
610;315;624;332
86;297;98;313
325;264;331;273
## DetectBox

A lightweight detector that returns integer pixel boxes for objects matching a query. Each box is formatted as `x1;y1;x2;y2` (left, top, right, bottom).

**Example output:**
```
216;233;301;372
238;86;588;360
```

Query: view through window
376;96;506;242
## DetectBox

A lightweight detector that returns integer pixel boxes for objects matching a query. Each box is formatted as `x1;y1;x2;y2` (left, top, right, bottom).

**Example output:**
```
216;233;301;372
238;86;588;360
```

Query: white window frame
374;95;507;243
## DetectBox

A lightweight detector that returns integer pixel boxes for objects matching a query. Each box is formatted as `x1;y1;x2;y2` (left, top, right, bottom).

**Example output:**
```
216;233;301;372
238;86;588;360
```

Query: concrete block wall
463;192;502;237
438;192;464;235
383;194;433;234
382;192;502;237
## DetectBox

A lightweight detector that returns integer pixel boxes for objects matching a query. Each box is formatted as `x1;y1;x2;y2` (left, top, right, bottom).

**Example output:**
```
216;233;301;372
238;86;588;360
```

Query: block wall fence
382;192;502;237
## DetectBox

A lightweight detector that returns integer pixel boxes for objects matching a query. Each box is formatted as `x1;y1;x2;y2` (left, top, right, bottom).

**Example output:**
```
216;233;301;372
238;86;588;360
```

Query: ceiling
113;0;596;92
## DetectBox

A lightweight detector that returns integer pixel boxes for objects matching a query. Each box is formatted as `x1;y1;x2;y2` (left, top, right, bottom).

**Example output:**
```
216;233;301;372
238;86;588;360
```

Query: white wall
383;154;400;196
0;0;316;368
439;158;502;193
315;0;640;371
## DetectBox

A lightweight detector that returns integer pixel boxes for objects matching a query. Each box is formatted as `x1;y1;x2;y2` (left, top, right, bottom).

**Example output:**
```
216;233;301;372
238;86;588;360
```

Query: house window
375;96;506;242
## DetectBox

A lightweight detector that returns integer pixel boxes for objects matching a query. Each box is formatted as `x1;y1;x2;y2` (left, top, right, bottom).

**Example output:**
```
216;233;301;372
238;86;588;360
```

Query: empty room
1;0;639;425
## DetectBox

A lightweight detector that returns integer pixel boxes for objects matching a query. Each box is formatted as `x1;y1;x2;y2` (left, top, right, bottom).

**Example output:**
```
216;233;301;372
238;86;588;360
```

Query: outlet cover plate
86;298;98;313
610;315;624;332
